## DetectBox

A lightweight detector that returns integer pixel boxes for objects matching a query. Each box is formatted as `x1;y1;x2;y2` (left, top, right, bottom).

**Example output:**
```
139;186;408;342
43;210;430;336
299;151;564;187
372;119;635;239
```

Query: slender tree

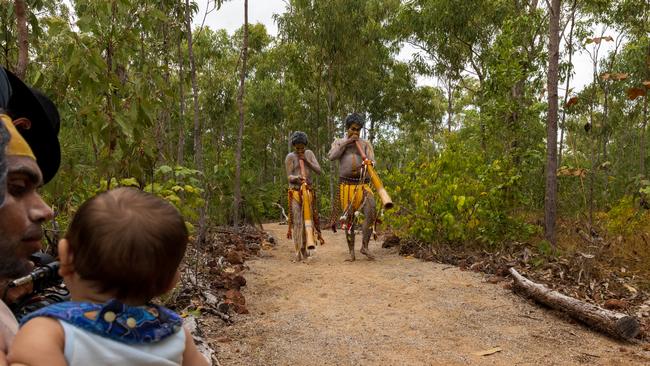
233;0;248;227
545;0;561;246
14;0;27;78
177;33;186;165
185;0;207;242
558;0;577;168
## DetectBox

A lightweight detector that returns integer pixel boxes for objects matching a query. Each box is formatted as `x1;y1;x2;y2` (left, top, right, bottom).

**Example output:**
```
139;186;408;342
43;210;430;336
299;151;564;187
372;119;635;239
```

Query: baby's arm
181;327;209;366
7;317;66;366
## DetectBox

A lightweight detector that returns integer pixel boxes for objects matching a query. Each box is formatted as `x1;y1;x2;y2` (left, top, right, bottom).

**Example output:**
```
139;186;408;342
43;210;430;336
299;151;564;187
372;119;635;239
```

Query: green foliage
42;164;204;234
384;134;537;247
603;195;650;236
536;240;553;256
6;0;649;254
143;165;205;226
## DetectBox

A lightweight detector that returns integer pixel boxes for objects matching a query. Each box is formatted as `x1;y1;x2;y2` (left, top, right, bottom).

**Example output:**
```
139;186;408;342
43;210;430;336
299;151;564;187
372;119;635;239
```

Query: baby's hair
65;187;188;301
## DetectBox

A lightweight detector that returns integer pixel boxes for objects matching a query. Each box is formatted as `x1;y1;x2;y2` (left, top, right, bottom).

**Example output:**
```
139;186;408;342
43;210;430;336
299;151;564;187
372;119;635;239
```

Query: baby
8;187;208;366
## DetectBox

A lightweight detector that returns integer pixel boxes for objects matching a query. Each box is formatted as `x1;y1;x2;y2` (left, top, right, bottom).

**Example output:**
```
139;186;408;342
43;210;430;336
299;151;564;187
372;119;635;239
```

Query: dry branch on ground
510;267;640;340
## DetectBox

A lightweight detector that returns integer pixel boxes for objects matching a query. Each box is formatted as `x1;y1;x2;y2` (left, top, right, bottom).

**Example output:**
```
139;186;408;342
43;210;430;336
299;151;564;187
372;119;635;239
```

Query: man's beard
0;242;32;279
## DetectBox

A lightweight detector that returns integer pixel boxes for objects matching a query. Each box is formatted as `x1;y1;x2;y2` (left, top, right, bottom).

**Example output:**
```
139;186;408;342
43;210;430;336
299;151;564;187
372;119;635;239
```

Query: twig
273;202;289;221
579;352;600;358
519;314;543;321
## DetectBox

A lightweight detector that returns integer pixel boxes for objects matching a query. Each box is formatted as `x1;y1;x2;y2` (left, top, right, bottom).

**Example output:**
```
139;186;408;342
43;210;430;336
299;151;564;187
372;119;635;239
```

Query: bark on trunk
177;34;185;165
544;0;560;246
510;268;640;340
232;0;248;228
642;94;648;176
185;0;206;242
447;78;453;132
185;0;202;171
641;43;650;176
105;2;118;158
156;20;170;164
326;65;336;208
558;0;577;168
14;0;28;79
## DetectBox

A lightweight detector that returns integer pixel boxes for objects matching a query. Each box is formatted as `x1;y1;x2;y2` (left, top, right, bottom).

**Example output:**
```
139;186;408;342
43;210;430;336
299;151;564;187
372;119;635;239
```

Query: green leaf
157;165;173;175
119;177;140;187
456;195;466;211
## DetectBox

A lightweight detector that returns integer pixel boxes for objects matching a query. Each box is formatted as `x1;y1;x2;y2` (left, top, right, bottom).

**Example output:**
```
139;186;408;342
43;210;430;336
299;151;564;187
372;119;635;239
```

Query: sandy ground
209;223;650;365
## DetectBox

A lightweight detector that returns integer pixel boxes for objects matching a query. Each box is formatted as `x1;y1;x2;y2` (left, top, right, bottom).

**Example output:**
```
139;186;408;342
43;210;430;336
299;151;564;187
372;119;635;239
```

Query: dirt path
209;223;649;365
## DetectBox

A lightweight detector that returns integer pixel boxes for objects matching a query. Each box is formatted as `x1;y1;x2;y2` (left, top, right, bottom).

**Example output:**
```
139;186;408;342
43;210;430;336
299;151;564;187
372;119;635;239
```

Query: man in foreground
328;113;377;261
0;67;60;359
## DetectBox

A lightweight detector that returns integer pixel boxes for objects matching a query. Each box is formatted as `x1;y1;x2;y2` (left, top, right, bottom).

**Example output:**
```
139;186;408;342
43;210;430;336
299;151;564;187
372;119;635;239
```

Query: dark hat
344;113;365;129
290;131;308;146
4;68;60;184
0;121;8;205
0;67;10;108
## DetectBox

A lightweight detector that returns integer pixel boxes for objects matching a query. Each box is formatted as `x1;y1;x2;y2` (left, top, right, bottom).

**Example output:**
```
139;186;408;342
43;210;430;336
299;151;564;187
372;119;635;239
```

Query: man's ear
57;239;75;277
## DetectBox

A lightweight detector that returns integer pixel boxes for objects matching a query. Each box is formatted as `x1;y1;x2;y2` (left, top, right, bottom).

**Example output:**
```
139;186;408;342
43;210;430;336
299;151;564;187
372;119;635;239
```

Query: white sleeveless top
59;320;185;365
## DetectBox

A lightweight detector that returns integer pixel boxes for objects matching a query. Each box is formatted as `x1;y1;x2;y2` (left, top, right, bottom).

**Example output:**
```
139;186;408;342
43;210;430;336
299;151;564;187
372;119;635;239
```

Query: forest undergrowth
389;215;650;341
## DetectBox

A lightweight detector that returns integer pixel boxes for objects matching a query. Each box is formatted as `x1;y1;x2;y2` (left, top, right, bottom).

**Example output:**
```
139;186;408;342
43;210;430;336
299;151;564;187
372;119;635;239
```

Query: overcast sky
197;0;620;95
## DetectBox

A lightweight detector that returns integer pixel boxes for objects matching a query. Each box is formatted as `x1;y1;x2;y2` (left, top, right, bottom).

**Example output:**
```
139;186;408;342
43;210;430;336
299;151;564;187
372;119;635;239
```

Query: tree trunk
641;44;650;176
232;0;248;228
447;77;453;132
177;34;185;165
510;268;640;340
185;0;206;242
156;17;170;164
558;0;577;168
105;2;118;159
326;64;336;208
642;94;648;176
544;0;560;246
185;0;202;171
14;0;28;79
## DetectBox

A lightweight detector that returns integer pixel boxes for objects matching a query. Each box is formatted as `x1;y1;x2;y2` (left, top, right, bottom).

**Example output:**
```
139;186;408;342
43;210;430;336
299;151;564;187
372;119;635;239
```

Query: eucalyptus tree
232;0;248;227
545;0;561;246
13;0;28;78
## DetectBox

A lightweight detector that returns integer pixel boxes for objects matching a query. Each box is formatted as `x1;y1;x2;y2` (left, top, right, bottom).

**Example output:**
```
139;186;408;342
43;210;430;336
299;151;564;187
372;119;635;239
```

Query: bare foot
360;247;375;260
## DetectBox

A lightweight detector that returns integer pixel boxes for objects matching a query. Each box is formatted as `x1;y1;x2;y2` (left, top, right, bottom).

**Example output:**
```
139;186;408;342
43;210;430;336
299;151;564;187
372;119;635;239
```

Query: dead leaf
643;80;650;88
565;96;578;108
474;347;502;356
611;73;628;81
600;73;611;80
557;167;587;178
623;284;638;295
592;36;613;44
603;299;628;310
627;87;646;100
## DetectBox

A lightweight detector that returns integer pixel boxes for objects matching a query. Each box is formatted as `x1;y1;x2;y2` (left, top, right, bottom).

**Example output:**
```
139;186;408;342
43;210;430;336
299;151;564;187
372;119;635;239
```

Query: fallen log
509;267;639;340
